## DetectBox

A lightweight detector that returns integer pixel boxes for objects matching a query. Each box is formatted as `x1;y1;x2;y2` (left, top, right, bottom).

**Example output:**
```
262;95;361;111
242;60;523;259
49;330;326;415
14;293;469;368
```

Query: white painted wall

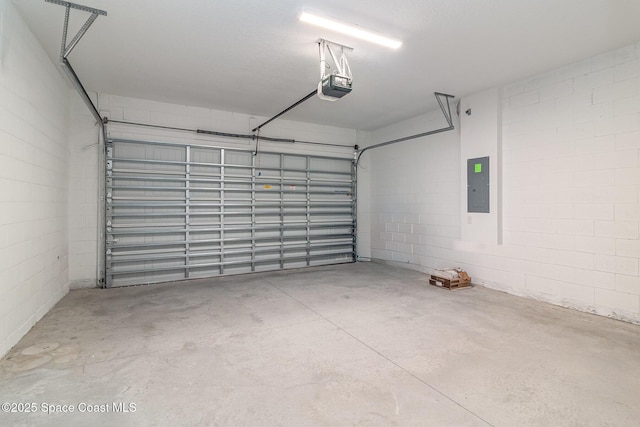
0;1;72;357
459;88;502;244
364;109;461;265
68;94;101;288
366;41;640;324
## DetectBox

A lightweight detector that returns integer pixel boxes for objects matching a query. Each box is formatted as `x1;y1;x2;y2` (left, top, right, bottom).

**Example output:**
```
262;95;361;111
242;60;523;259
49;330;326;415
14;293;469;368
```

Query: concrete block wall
499;42;640;321
0;1;72;357
459;88;502;245
68;94;101;288
364;110;461;265
366;41;640;324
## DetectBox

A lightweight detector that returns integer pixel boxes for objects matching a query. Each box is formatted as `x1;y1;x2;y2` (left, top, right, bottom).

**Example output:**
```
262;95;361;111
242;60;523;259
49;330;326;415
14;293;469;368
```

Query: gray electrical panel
467;156;490;213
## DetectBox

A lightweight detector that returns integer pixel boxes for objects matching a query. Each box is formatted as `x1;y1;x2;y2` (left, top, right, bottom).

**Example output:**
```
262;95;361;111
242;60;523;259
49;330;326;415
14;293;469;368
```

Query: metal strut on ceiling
45;0;107;127
355;92;455;165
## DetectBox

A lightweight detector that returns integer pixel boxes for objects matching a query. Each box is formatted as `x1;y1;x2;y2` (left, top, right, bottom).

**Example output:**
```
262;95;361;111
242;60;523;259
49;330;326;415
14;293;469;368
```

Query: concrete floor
0;262;639;426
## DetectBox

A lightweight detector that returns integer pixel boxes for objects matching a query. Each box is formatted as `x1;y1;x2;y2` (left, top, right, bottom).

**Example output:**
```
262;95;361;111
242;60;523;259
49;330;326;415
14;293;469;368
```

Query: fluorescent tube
299;12;402;49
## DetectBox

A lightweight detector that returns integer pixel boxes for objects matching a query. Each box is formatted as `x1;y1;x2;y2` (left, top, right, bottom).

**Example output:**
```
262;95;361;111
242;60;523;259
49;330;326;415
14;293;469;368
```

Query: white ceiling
13;0;640;131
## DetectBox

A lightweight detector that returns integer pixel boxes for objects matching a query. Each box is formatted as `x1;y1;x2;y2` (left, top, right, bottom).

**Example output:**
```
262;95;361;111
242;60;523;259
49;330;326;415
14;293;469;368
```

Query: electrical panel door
467;156;490;213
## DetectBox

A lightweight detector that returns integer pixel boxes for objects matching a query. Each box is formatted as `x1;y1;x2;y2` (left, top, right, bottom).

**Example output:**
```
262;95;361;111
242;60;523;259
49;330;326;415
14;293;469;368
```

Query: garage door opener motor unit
317;39;353;101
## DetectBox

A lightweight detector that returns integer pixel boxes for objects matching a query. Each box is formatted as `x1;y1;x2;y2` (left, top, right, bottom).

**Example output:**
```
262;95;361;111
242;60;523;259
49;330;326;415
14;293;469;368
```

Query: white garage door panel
105;138;355;287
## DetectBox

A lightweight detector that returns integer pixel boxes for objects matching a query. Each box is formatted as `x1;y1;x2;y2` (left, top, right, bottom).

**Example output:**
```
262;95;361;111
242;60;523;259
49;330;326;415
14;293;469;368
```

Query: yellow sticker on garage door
263;185;272;189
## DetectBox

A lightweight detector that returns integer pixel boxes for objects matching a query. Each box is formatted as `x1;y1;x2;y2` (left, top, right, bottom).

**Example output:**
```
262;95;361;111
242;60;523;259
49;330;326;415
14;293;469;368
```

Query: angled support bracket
318;39;353;82
356;92;456;165
45;0;107;126
45;0;107;60
434;92;454;128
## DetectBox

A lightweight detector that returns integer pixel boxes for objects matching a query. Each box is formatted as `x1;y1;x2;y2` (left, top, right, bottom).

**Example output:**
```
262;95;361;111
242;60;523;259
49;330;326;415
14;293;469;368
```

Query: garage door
105;138;356;287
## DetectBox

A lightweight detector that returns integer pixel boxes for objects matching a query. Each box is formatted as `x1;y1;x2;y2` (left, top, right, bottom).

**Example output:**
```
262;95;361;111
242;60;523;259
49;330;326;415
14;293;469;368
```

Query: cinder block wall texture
367;41;640;324
0;1;72;357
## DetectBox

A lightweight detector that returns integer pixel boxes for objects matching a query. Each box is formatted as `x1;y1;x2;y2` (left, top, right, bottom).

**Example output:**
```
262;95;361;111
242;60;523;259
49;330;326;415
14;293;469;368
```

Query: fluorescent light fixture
299;12;402;49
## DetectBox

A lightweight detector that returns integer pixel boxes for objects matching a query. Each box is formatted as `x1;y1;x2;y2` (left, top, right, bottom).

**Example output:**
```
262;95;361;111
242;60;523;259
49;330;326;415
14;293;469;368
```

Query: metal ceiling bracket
318;39;353;82
45;0;107;126
317;39;353;102
355;92;455;165
45;0;107;16
45;0;107;60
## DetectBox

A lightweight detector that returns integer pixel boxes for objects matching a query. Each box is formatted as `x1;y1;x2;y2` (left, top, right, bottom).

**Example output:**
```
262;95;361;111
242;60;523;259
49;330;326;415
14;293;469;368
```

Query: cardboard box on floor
429;268;471;290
